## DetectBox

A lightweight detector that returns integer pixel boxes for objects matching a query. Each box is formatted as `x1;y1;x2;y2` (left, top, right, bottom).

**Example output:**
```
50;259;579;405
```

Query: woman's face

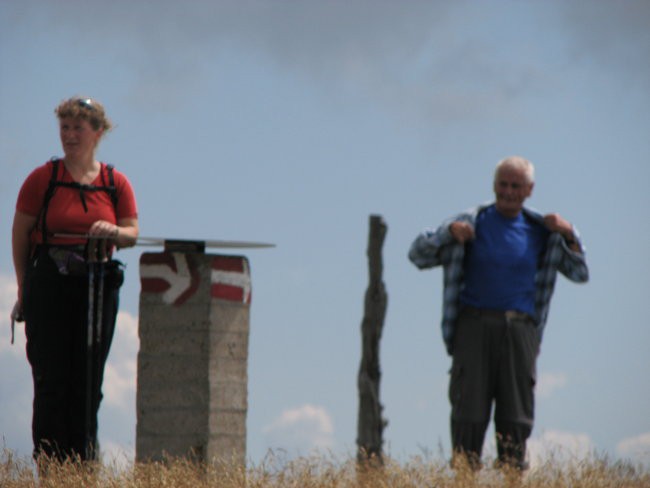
59;117;103;161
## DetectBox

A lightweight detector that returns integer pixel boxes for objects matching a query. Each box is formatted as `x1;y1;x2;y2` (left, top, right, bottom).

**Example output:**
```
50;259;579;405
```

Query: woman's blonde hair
55;96;113;133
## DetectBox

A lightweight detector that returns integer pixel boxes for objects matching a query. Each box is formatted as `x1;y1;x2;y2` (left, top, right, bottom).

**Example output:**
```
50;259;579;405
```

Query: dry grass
1;449;648;487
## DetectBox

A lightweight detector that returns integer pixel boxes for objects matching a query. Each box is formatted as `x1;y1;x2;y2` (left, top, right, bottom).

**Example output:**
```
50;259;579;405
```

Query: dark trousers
22;250;120;461
449;307;539;468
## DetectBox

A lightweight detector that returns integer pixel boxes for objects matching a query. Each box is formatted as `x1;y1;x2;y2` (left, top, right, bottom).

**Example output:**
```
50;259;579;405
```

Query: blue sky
1;0;649;469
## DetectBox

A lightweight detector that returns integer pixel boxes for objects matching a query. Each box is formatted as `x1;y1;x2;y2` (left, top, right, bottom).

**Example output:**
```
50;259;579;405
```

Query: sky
1;0;649;470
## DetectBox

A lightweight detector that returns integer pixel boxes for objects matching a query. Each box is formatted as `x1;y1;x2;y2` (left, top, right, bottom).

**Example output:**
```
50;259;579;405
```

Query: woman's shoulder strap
48;157;62;182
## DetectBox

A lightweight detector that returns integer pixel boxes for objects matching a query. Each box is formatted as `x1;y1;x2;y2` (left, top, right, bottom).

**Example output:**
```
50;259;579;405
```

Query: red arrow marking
211;256;251;304
140;253;200;306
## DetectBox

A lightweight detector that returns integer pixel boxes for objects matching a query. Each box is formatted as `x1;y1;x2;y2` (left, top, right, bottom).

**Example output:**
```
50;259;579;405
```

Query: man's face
493;166;533;218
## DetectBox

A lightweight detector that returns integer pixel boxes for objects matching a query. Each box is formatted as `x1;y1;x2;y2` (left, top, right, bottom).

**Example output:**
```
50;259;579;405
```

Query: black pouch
104;260;125;290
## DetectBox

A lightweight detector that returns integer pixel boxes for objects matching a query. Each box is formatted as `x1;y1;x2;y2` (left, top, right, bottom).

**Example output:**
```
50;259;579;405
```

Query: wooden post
356;215;388;465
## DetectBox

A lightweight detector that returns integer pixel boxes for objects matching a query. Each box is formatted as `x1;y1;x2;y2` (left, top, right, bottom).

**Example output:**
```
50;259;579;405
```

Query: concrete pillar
136;251;250;467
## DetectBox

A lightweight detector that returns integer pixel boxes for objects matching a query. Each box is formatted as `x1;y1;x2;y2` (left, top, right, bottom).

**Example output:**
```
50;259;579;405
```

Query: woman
11;96;139;462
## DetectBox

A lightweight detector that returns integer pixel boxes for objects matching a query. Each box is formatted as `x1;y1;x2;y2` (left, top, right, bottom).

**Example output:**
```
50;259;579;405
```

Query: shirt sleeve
557;229;589;283
113;169;138;220
15;164;50;217
408;223;455;269
408;209;477;269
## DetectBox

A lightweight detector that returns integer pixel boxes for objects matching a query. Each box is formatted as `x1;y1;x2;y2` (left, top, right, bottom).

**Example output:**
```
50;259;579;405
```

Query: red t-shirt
16;160;138;246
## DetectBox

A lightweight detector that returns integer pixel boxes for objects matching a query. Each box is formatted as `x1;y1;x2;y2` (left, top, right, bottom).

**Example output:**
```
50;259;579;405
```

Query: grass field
2;449;649;487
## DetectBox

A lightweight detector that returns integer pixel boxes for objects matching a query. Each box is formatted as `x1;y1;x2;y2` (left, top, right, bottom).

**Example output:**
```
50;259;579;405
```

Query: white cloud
102;311;139;409
527;430;594;469
100;440;135;471
536;372;568;399
617;432;650;466
263;404;335;454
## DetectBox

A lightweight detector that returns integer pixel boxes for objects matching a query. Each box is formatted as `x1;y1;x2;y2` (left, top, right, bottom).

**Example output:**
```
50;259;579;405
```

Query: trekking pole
85;238;99;460
96;238;106;354
93;239;107;458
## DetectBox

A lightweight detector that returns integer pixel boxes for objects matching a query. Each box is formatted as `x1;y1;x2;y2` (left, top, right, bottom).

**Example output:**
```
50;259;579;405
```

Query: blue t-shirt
459;205;548;316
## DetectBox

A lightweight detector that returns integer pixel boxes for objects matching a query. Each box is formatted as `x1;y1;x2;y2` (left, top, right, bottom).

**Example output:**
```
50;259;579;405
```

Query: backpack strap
100;164;118;209
39;159;62;245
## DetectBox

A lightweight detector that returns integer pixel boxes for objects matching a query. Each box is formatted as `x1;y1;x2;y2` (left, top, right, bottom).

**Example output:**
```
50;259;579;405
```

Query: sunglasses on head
76;98;97;111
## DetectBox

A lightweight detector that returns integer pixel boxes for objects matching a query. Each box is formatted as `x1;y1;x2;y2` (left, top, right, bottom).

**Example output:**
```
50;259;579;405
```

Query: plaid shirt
409;204;589;355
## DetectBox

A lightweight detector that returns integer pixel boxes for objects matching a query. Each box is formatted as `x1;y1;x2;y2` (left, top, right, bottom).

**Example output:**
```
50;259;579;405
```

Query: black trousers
22;249;121;461
449;307;539;468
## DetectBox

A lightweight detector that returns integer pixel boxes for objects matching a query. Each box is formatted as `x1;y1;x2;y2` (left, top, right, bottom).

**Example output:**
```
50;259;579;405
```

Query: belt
34;244;86;254
462;306;532;322
34;245;88;276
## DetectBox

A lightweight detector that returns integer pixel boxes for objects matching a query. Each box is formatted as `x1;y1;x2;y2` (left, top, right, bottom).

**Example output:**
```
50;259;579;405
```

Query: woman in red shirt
11;96;138;463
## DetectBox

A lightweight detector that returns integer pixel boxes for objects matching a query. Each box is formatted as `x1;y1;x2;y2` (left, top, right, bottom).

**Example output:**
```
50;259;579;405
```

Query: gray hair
495;156;534;184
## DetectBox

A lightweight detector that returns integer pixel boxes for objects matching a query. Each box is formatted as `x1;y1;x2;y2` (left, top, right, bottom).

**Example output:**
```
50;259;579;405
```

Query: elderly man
408;156;588;470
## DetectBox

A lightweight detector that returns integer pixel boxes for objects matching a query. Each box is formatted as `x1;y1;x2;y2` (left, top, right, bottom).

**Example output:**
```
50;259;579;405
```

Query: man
408;156;589;470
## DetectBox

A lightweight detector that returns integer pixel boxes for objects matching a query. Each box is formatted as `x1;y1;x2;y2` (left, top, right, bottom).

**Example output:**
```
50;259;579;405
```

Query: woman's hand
89;219;119;238
89;217;139;249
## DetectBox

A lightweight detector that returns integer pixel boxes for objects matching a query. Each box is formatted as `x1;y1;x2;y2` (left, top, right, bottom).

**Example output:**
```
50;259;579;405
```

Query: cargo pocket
25;320;37;366
448;364;464;415
516;348;537;423
518;372;536;423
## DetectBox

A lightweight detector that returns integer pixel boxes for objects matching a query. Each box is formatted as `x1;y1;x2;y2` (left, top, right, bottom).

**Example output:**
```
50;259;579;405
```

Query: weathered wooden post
356;215;388;465
136;242;251;467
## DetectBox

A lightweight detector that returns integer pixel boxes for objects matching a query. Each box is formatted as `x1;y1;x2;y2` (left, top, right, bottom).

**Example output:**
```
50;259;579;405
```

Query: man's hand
449;221;475;244
543;213;574;238
544;213;582;252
